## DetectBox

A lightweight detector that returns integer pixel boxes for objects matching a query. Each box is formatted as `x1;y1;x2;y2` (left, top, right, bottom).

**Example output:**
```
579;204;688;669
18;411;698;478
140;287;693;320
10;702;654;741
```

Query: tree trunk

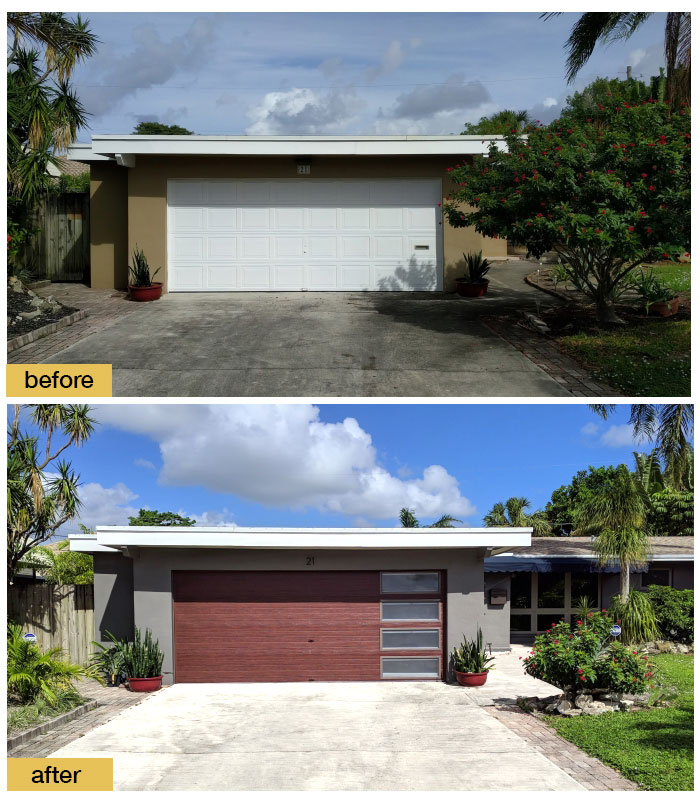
619;565;630;602
595;296;625;325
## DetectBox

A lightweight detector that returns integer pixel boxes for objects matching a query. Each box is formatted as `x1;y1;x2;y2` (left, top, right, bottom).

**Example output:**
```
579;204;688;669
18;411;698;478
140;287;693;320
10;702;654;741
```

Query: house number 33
306;556;315;566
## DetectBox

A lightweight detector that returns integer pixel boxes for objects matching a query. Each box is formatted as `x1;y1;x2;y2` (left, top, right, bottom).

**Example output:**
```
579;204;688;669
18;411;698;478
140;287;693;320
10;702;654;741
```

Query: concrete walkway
8;262;585;397
47;677;587;791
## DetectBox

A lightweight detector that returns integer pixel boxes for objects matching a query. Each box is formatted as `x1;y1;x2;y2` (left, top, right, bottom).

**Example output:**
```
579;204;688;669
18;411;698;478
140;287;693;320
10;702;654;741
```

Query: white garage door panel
168;179;441;291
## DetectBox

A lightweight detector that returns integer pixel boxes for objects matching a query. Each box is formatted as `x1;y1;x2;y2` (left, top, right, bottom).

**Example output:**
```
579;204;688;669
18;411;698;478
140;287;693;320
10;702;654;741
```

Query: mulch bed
7;288;78;339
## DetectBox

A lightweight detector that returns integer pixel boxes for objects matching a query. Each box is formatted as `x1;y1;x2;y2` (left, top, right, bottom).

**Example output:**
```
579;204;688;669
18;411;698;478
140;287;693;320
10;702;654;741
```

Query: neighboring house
14;540;65;582
46;155;90;179
67;135;508;294
485;536;694;645
69;527;693;684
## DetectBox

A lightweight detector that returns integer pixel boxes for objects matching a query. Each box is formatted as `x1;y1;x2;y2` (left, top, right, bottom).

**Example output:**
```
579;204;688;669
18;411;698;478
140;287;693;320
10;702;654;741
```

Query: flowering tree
444;87;690;323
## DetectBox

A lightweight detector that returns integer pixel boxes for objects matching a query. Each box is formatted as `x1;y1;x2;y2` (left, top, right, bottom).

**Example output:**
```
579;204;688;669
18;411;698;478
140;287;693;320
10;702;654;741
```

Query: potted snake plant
452;627;495;686
128;246;162;301
454;251;491;297
106;627;165;692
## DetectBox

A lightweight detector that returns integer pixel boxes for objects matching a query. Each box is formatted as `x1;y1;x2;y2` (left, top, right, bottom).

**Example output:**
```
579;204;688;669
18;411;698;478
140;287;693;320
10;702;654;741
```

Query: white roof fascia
85;526;531;551
66;143;113;162
490;552;693;562
87;134;505;159
68;535;119;553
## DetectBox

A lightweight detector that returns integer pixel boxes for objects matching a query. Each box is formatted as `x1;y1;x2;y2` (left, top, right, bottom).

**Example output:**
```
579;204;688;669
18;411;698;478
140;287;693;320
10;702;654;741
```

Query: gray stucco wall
482;573;511;651
93;552;134;643
95;546;491;684
601;561;693;609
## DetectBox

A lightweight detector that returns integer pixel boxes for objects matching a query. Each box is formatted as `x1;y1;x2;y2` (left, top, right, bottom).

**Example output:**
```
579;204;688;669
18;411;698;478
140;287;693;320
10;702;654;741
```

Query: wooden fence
8;582;95;666
22;192;90;282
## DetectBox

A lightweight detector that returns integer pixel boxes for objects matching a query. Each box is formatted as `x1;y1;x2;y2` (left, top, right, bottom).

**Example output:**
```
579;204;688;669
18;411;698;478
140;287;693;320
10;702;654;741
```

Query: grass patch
7;687;87;735
650;263;691;296
546;654;693;791
557;319;690;395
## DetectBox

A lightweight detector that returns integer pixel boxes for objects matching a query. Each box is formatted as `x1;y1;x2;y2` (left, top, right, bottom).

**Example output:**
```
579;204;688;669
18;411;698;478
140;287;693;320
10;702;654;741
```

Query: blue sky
17;403;658;537
68;12;667;137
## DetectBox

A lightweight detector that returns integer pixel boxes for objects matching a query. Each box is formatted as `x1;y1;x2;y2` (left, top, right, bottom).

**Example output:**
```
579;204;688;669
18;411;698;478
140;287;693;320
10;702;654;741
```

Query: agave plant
7;621;101;705
452;627;495;674
105;628;164;678
129;247;161;288
462;251;491;284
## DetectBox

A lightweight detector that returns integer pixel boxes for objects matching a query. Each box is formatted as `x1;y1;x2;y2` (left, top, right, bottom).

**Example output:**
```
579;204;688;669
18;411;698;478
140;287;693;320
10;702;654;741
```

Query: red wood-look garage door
172;570;445;682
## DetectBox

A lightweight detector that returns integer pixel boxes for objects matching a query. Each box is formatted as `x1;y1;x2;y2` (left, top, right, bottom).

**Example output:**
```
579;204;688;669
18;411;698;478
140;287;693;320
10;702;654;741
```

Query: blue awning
484;556;647;574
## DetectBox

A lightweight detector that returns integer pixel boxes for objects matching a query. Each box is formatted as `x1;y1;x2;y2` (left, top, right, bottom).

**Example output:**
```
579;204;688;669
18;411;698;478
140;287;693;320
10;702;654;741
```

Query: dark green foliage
646;586;694;642
106;628;164;678
646;489;693;536
452;628;495;673
609;590;658;643
523;611;654;694
128;509;196;527
7;686;86;734
398;508;461;528
7;621;99;705
461;250;491;283
129;247;161;287
545;465;625;528
49;171;90;193
134;121;193;135
90;640;124;678
462;109;532;136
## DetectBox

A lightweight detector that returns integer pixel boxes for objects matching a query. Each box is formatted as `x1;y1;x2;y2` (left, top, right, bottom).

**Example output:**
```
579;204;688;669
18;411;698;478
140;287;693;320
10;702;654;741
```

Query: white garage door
167;179;442;291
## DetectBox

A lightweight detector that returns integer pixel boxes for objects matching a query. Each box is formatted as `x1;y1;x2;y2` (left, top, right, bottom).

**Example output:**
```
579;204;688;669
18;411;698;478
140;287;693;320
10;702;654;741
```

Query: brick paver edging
525;271;576;302
7;699;98;752
8;309;89;353
485;705;637;791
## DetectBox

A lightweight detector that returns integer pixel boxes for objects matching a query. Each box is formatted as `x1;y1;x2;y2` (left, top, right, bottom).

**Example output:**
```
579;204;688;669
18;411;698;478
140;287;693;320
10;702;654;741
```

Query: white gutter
489;553;693;562
69;526;531;552
69;134;506;162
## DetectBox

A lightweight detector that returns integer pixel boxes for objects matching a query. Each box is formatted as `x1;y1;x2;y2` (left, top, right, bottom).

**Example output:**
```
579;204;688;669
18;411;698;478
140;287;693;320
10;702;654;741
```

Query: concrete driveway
49;680;583;791
38;262;570;397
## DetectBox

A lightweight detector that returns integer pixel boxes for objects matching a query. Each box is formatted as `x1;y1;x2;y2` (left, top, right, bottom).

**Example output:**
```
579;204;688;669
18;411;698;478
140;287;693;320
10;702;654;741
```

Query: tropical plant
7;686;85;732
443;80;690;324
646;586;694;642
630;268;677;313
543;12;690;109
483;497;552;536
133;121;193;135
452;628;494;674
589;405;693;491
27;541;94;584
7;620;100;705
106;628;164;679
129;247;161;288
90;641;124;682
7;404;96;584
462;109;533;136
459;251;490;284
632;449;693;536
609;590;658;643
574;465;648;601
523;612;654;695
399;508;461;528
128;509;196;527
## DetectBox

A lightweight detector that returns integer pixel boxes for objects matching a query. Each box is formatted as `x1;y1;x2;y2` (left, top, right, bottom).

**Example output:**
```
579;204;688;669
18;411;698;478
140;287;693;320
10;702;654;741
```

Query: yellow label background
6;365;112;397
7;758;113;791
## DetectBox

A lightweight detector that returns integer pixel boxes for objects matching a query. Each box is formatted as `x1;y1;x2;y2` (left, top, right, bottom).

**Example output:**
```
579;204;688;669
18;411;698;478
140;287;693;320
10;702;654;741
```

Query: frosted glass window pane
381;572;439;593
381;657;440;678
381;630;440;649
381;601;440;621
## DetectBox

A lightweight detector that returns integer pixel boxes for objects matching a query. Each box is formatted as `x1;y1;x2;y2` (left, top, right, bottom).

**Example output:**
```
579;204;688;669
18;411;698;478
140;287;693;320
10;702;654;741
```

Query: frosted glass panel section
381;601;440;621
381;657;440;678
381;630;439;650
381;572;439;593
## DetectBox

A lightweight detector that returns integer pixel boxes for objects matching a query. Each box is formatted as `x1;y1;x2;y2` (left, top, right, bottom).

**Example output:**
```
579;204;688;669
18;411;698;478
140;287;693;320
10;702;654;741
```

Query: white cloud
95;405;475;521
134;458;156;470
366;40;405;82
185;508;237;527
245;87;365;135
581;422;599;437
543;97;558;108
600;425;637;447
388;73;490;120
70;482;140;532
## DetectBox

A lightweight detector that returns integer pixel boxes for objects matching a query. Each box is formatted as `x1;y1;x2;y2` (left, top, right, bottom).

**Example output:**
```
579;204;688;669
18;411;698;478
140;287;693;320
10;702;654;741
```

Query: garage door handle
308;639;314;642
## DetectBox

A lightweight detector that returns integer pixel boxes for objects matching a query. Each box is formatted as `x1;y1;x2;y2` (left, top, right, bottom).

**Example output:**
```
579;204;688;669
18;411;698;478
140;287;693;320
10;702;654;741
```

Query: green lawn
652;262;691;295
7;687;86;736
546;654;694;791
557;319;690;396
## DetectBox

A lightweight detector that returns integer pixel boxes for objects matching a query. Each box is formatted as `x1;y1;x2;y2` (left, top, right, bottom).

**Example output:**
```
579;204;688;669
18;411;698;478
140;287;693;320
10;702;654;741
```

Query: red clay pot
649;296;679;317
455;670;489;687
129;283;163;302
455;279;489;298
127;675;163;692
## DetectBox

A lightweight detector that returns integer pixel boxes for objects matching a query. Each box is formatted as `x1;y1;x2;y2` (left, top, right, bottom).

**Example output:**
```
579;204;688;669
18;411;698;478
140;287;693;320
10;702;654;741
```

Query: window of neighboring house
571;574;599;607
537;573;565;608
641;568;671;588
510;572;531;608
510;614;532;632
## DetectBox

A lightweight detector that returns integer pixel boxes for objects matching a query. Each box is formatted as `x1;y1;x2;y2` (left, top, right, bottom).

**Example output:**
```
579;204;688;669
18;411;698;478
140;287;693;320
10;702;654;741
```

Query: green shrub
523;611;654;695
608;590;658;643
7;621;100;705
646;586;694;642
7;687;86;734
106;627;164;678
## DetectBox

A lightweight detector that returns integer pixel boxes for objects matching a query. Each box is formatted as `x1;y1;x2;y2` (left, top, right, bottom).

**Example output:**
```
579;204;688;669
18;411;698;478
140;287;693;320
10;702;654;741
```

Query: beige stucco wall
90;162;129;290
91;154;506;292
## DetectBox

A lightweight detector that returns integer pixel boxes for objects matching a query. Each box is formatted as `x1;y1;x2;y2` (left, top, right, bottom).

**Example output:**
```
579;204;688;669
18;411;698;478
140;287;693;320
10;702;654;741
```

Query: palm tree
462;109;533;135
573;465;648;601
483;497;552;536
589;404;693;491
632;448;693;536
543;12;690;108
399;508;461;528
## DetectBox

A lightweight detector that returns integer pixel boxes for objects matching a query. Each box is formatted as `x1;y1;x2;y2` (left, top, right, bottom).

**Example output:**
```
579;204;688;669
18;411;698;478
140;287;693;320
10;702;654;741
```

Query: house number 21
306;556;315;566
